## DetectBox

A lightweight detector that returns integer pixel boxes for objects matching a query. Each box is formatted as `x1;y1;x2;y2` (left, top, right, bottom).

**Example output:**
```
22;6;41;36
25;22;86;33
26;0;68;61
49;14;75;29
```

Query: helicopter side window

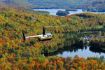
47;35;51;37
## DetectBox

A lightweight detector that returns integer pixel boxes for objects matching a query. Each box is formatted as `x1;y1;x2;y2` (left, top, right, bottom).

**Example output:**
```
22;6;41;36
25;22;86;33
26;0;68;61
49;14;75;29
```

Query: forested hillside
0;5;105;69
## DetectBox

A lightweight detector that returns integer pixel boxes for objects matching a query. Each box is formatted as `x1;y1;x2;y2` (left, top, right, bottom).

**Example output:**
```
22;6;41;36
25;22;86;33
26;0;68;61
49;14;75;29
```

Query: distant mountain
1;0;105;11
28;0;86;9
0;0;29;8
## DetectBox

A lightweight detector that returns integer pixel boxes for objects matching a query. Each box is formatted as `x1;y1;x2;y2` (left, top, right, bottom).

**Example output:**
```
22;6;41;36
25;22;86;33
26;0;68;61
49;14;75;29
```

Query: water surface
57;46;105;58
33;9;83;16
33;8;105;16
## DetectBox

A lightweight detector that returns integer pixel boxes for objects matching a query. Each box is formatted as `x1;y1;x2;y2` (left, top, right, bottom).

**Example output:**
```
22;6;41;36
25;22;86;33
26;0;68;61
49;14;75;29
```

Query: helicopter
22;26;53;41
22;25;68;41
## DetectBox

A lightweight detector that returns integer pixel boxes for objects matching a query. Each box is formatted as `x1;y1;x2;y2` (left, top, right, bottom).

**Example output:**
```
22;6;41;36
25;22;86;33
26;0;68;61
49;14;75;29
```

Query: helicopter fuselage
25;33;52;41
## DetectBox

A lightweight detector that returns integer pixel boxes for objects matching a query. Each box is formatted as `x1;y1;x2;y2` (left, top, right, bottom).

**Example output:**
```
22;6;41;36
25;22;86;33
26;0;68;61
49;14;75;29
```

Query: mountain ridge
0;0;105;11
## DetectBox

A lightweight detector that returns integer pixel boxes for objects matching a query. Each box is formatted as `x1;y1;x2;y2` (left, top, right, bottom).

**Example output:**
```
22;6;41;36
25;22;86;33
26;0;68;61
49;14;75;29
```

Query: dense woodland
0;5;105;70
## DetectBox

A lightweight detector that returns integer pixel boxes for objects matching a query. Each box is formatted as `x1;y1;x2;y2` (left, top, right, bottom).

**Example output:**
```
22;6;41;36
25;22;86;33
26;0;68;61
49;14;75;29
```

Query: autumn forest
0;4;105;70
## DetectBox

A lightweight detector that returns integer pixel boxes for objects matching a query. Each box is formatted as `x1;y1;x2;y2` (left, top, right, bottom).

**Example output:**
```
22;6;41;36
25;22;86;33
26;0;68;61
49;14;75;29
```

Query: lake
43;31;105;58
33;8;105;16
43;41;105;58
33;9;83;16
57;46;105;58
56;32;105;58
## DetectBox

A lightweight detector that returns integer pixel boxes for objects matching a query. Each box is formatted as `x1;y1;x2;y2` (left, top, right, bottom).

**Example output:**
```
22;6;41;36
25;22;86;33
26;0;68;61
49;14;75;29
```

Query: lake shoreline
33;8;83;16
33;8;105;16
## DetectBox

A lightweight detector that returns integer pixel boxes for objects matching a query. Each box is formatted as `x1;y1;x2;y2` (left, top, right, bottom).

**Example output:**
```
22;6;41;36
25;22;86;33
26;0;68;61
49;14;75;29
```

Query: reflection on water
44;31;105;58
57;46;105;58
56;32;105;58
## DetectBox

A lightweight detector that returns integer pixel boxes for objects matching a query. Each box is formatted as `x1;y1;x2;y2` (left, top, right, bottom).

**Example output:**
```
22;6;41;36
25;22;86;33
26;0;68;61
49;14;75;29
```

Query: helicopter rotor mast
43;26;46;36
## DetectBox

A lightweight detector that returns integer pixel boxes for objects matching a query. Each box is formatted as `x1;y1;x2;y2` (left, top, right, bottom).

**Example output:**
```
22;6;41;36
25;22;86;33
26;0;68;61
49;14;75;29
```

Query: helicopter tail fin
22;31;26;42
